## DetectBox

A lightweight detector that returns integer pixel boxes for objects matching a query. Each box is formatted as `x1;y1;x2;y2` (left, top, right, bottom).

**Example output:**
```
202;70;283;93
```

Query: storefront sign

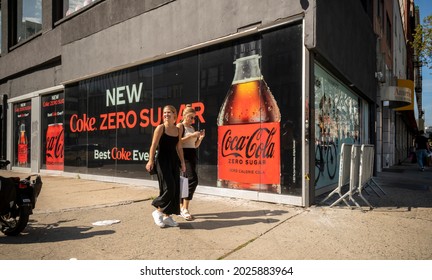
381;86;412;107
395;79;415;111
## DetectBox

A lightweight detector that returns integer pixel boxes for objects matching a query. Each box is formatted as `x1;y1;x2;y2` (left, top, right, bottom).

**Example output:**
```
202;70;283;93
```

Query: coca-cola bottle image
46;123;64;170
217;40;281;193
17;123;28;166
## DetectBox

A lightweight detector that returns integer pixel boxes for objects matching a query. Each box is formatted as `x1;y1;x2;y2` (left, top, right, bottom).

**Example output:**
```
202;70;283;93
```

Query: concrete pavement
0;161;431;260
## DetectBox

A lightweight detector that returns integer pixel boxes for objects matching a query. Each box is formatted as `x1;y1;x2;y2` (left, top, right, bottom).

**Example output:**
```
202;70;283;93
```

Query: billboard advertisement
14;101;31;167
41;93;65;170
63;23;303;195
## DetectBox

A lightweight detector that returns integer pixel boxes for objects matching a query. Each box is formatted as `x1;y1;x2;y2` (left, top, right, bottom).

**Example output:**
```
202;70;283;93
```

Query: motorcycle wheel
0;205;30;236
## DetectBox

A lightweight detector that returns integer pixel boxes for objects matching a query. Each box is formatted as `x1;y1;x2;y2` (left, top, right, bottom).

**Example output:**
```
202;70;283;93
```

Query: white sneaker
152;210;165;228
163;216;179;227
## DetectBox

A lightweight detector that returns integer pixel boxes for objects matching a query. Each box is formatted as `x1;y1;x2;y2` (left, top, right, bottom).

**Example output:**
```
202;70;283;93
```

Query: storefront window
64;83;89;172
41;93;65;170
15;0;42;44
261;26;303;195
197;44;233;187
63;22;303;195
13;101;32;167
314;64;360;189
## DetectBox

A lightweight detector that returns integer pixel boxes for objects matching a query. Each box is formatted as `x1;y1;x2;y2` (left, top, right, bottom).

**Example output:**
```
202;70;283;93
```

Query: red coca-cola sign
218;122;280;185
46;123;64;170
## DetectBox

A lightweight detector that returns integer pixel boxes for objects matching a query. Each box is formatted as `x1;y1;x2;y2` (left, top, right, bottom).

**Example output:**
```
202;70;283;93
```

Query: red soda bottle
17;123;28;166
217;40;281;193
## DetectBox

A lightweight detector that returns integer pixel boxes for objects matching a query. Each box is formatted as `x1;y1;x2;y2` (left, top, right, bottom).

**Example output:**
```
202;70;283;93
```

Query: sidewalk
0;161;431;260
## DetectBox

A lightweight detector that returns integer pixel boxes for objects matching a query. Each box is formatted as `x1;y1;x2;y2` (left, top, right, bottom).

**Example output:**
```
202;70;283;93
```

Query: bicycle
315;140;338;185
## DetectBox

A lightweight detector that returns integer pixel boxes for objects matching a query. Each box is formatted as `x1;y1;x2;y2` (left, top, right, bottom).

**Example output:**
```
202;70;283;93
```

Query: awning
381;86;412;108
394;79;418;132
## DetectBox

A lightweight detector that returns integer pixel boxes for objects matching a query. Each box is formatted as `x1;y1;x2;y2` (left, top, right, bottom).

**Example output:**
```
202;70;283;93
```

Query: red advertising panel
46;123;64;170
217;46;281;193
14;101;31;167
218;122;281;185
42;93;65;171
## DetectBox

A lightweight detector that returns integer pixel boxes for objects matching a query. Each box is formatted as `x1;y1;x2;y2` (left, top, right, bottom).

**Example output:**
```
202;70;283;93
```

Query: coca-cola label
218;122;280;184
18;144;28;164
46;123;64;170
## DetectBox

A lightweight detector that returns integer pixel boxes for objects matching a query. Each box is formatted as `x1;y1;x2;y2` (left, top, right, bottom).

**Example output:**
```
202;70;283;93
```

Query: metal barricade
330;144;384;209
359;144;386;197
330;144;362;208
351;144;373;208
320;143;352;206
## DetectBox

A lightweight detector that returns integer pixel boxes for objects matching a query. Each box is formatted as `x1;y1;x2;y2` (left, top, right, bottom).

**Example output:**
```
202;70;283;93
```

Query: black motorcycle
0;160;42;236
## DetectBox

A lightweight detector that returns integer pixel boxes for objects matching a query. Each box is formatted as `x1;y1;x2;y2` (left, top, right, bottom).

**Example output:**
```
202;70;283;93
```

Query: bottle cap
234;39;261;59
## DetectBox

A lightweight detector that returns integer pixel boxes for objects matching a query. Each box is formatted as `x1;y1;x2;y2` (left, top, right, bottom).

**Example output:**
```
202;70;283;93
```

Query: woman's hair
163;105;177;116
182;104;196;117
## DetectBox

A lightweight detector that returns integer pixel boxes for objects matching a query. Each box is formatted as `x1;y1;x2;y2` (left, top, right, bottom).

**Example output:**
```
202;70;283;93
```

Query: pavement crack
217;209;307;260
34;198;150;214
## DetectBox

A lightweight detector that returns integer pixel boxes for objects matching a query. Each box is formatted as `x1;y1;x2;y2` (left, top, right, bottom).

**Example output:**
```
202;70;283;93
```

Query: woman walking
177;104;205;221
146;105;186;227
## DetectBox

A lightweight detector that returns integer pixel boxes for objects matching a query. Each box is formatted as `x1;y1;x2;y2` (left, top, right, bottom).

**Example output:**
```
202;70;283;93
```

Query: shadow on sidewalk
193;209;289;219
179;209;290;230
179;217;280;230
315;162;432;209
0;219;115;244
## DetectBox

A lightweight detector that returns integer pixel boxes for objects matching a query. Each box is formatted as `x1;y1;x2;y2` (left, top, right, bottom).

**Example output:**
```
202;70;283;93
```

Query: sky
416;0;432;127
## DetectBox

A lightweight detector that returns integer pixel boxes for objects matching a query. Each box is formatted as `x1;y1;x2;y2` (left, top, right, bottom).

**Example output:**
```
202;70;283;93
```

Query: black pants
183;148;198;200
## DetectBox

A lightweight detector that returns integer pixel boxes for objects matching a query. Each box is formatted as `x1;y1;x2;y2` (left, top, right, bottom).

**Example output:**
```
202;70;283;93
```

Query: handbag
180;175;189;198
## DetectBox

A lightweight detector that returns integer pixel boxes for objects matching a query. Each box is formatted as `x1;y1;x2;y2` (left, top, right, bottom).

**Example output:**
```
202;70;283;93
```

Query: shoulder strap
176;126;181;140
181;123;185;137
